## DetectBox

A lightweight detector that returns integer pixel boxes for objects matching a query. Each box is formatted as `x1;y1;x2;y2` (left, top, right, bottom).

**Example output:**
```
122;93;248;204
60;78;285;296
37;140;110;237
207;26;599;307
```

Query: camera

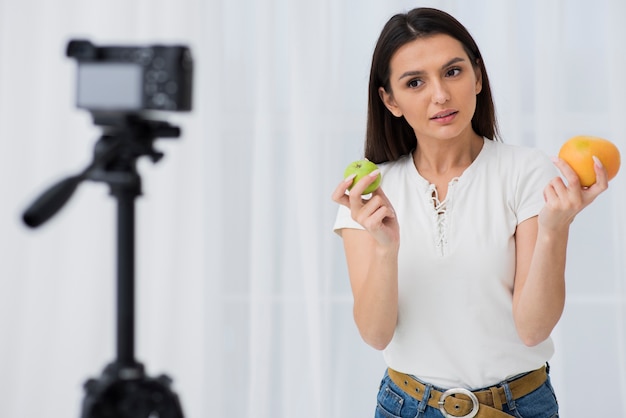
66;39;193;112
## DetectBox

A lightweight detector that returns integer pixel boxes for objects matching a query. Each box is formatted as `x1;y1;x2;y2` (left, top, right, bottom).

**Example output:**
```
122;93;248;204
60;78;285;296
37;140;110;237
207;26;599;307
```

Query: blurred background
0;0;624;417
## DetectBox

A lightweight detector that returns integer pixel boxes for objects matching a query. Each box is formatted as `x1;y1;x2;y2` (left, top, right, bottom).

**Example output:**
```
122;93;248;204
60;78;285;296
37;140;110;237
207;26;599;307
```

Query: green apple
344;159;381;195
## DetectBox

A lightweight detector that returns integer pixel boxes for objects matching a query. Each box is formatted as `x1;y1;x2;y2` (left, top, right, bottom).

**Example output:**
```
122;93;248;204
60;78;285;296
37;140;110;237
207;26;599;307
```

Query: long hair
365;8;499;163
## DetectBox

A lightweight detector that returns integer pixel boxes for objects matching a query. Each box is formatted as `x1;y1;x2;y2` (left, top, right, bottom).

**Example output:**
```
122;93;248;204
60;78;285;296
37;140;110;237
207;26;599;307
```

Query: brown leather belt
387;366;547;418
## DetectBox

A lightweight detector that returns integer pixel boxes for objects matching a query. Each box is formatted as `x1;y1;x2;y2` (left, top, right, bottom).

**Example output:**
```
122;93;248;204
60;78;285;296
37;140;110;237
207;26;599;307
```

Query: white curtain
0;1;624;417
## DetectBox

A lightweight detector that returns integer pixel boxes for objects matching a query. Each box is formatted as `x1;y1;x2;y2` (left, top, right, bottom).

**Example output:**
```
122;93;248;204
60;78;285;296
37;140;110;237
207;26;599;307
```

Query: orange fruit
558;135;621;187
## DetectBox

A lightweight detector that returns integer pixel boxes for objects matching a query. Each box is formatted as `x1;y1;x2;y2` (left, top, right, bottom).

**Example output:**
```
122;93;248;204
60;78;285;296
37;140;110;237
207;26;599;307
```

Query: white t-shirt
333;138;559;389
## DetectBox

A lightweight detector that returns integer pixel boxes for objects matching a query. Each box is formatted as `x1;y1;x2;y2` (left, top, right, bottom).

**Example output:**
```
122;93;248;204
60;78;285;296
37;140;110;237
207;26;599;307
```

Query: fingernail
369;169;381;177
550;156;560;164
344;173;357;182
592;155;603;167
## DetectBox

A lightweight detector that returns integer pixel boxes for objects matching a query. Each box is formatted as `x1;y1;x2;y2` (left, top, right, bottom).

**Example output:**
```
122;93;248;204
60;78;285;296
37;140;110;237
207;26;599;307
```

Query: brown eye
407;79;423;88
446;68;461;77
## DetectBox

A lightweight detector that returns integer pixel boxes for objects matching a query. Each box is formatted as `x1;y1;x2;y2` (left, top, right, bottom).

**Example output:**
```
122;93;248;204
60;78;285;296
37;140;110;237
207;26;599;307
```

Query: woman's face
379;33;482;143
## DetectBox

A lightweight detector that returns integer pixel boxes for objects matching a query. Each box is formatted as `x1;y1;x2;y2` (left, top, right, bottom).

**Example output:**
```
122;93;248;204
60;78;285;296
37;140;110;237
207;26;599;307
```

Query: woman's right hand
331;170;400;249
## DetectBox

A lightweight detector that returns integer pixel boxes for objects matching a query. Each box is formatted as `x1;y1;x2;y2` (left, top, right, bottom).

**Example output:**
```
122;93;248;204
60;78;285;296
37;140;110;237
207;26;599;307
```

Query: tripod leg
115;187;138;366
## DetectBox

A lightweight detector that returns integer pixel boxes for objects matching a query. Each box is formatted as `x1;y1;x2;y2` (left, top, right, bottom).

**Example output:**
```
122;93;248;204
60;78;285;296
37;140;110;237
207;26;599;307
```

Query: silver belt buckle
438;388;479;418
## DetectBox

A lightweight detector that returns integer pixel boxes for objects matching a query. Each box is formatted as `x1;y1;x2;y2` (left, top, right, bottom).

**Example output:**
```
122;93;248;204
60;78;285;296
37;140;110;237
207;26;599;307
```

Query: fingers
352;190;393;216
331;168;396;235
359;198;396;230
331;169;382;208
552;155;609;193
551;157;581;189
587;155;609;194
541;156;610;231
542;179;559;204
331;174;356;207
349;169;381;197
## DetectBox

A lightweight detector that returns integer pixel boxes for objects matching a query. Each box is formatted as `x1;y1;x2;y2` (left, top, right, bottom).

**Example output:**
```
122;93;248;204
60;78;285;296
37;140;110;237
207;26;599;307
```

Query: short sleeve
515;150;559;224
332;204;365;235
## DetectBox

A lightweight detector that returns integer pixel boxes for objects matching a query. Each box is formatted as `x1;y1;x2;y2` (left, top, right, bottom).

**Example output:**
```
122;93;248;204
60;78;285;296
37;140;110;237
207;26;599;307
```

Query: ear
378;86;403;117
474;62;483;95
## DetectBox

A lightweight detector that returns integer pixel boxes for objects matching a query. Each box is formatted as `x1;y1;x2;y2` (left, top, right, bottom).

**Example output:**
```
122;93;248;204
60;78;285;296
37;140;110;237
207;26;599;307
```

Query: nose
431;80;450;105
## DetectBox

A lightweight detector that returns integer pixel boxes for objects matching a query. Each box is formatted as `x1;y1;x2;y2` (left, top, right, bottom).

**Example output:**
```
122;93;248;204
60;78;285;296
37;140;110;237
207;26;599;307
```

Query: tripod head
22;112;179;228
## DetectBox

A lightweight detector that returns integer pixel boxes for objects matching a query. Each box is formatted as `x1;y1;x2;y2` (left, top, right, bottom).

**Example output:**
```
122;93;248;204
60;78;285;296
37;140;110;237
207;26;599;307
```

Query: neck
413;133;483;176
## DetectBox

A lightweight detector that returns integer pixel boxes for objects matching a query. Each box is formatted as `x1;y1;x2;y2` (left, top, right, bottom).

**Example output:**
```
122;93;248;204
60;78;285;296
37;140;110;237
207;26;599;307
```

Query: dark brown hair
365;8;499;163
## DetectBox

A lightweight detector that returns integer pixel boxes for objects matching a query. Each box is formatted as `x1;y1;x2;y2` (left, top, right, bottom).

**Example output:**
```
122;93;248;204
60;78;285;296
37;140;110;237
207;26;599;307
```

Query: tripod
23;113;185;418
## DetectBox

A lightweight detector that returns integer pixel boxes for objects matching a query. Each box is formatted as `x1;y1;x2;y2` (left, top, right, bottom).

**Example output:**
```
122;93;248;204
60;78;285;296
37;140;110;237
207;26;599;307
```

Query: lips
431;109;458;120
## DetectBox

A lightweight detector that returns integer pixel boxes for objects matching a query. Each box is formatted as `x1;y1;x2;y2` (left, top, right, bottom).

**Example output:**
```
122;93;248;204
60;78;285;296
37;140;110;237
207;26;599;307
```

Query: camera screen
76;63;142;110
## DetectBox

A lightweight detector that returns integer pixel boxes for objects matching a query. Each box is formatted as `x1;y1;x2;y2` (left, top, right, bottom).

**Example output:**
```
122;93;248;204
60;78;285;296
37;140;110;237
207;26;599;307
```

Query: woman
331;7;608;418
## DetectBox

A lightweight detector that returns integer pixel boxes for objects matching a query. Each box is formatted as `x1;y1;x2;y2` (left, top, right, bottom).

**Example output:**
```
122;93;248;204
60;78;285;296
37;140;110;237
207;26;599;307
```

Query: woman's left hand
539;156;609;232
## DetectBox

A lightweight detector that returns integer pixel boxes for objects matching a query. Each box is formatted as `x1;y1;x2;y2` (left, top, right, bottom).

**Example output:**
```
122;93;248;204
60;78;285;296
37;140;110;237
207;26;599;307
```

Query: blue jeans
375;368;559;418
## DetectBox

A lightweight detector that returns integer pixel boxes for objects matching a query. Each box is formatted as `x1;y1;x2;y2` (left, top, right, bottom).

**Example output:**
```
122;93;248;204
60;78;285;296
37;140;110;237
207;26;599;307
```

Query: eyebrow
397;57;466;81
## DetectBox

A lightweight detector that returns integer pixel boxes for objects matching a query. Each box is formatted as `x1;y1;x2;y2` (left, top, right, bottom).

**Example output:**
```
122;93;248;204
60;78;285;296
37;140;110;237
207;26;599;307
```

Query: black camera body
67;39;193;113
